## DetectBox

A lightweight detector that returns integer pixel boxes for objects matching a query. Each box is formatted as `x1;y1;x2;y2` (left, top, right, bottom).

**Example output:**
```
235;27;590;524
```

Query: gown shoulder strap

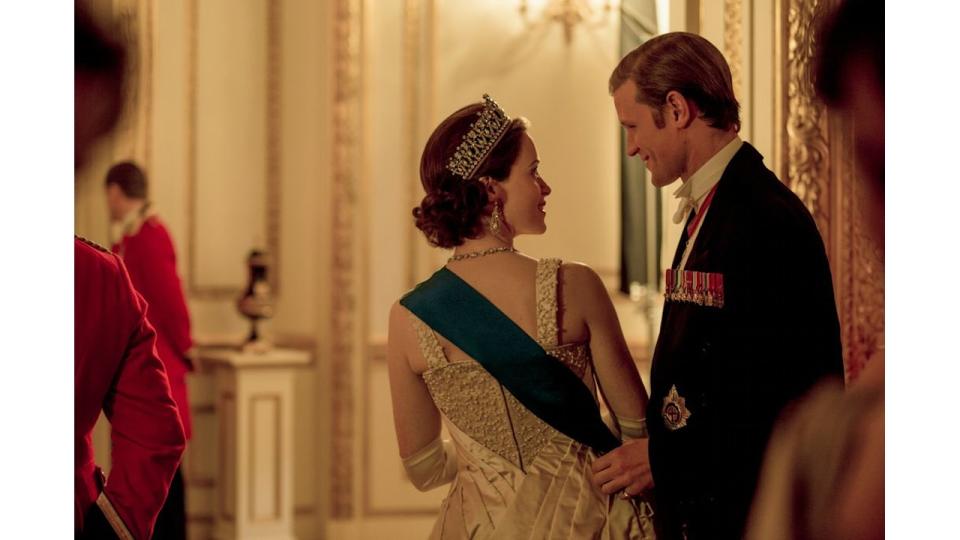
409;314;448;371
535;258;562;347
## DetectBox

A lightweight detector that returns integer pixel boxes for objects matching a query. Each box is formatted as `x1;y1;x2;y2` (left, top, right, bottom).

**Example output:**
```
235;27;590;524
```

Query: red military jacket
75;237;186;540
112;215;195;439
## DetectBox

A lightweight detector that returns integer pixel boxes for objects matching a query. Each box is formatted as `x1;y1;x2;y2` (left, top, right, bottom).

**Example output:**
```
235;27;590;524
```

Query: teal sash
400;267;621;454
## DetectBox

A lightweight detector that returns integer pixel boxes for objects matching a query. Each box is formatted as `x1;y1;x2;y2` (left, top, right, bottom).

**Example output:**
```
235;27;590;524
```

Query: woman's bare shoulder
559;261;605;293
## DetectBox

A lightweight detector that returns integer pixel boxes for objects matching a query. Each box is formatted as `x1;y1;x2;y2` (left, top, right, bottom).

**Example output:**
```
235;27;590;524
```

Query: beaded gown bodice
405;258;653;540
411;258;595;473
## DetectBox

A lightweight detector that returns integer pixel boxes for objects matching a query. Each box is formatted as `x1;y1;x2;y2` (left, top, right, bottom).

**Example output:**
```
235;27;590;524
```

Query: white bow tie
672;197;696;224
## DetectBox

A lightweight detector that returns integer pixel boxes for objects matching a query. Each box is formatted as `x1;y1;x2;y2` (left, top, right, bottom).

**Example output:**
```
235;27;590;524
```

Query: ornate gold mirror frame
774;0;884;381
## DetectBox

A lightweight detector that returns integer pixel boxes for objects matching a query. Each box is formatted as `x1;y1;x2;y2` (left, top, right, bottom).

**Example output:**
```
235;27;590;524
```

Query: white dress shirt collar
671;137;743;224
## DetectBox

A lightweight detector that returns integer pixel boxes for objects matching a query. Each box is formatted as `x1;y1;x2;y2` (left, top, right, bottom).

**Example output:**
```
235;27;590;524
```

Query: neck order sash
400;267;620;454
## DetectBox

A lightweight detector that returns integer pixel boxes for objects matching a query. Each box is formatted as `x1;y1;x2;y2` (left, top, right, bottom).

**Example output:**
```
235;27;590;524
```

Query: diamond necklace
447;246;517;263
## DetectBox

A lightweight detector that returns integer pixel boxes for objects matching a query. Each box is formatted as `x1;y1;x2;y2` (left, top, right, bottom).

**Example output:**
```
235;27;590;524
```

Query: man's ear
665;90;694;128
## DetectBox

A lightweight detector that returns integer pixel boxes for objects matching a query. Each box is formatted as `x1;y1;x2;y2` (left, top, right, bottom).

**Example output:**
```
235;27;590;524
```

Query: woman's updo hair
414;102;529;248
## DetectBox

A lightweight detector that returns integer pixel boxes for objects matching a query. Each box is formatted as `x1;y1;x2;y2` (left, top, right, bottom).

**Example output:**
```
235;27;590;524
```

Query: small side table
199;347;311;540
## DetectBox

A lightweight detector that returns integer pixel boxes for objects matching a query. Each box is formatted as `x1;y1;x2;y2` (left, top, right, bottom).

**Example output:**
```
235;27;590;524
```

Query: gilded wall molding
266;0;283;295
362;4;447;515
849;180;884;381
330;0;363;519
144;0;154;173
837;117;884;381
723;0;744;102
185;0;202;294
404;0;423;288
185;0;282;300
781;0;830;237
407;0;440;286
777;0;883;380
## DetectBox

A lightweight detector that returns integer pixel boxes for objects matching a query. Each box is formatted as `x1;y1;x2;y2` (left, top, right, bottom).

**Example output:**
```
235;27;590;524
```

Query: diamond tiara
446;94;512;179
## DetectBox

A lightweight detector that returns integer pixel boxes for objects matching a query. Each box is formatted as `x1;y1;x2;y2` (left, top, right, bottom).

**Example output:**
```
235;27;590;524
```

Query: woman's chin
514;218;548;236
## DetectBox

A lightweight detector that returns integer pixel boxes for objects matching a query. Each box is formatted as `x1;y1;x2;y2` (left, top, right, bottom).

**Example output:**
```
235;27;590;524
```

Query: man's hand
591;438;653;497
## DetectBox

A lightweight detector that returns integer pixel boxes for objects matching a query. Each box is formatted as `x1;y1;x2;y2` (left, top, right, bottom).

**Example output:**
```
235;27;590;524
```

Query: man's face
613;80;684;188
105;184;127;222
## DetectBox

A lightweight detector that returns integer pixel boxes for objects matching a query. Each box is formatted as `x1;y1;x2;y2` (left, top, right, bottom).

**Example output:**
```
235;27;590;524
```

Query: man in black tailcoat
591;31;844;540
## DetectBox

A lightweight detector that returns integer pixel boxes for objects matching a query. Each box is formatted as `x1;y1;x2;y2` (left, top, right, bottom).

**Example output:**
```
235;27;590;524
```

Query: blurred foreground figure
106;161;194;539
75;4;186;538
746;1;884;539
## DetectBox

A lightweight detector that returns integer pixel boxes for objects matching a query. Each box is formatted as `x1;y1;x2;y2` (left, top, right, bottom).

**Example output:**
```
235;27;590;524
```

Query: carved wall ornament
783;0;830;237
847;145;885;380
777;0;883;381
330;0;364;519
266;0;282;296
723;0;744;104
403;0;420;289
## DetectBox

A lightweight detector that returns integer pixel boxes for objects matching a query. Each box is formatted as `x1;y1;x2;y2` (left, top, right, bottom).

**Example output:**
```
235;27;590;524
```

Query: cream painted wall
275;2;332;538
150;0;190;280
364;0;626;335
348;1;452;533
700;0;725;45
365;0;411;342
751;0;777;169
194;0;269;290
434;1;623;280
77;1;333;538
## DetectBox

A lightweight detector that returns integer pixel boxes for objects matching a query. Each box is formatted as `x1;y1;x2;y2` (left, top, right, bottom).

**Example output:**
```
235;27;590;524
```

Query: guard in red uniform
106;161;194;539
76;5;186;538
75;237;187;539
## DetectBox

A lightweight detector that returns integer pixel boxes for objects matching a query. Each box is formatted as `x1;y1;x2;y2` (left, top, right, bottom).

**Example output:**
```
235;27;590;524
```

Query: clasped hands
590;438;653;498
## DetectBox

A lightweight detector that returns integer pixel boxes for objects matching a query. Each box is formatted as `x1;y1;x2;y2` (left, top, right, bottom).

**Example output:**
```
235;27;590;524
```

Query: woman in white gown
387;95;656;539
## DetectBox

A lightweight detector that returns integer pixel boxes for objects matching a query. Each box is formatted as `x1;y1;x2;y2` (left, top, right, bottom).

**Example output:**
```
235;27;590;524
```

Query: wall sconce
518;0;615;44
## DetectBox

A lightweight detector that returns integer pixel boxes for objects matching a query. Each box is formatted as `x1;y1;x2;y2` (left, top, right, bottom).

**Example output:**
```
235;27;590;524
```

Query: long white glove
618;415;648;440
401;436;458;492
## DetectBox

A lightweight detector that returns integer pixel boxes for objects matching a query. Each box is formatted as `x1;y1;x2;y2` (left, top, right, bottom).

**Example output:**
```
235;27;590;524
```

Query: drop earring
488;200;503;236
